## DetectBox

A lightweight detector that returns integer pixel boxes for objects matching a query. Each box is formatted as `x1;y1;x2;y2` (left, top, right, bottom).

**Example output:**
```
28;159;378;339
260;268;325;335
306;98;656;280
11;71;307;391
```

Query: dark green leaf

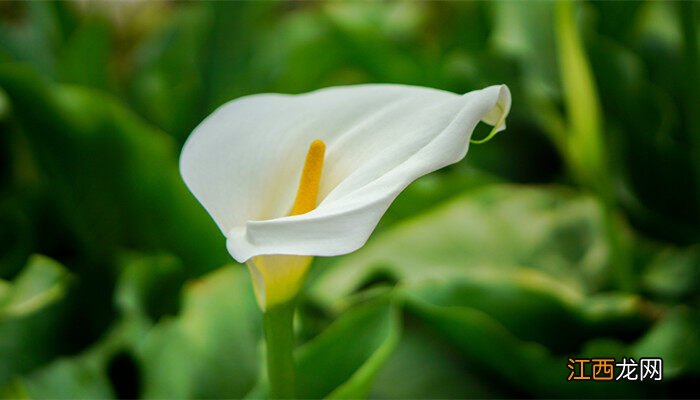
295;296;401;399
137;266;261;399
0;65;228;275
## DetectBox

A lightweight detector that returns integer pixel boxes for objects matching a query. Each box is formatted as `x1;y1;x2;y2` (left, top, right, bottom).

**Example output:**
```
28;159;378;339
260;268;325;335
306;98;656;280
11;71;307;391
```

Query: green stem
264;300;296;399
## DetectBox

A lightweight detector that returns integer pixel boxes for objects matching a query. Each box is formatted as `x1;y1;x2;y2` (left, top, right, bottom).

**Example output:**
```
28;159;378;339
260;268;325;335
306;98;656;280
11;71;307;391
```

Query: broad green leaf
375;169;499;231
405;297;558;395
0;255;71;318
404;275;652;356
3;253;199;400
310;185;657;365
311;185;611;308
295;296;401;399
303;170;499;294
578;307;700;396
405;296;645;398
641;245;700;301
3;356;114;400
0;255;72;387
369;319;511;399
137;266;261;399
630;307;700;378
406;273;582;353
1;311;147;400
0;65;228;275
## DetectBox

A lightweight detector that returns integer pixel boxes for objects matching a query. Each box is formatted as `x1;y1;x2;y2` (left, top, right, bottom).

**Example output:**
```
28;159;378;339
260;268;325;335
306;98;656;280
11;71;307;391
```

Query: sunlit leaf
554;1;607;193
311;185;611;308
0;255;72;387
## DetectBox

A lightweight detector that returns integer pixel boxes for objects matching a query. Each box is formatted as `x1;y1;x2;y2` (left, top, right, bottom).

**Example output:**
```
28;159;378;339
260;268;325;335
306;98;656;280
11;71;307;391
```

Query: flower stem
263;300;296;399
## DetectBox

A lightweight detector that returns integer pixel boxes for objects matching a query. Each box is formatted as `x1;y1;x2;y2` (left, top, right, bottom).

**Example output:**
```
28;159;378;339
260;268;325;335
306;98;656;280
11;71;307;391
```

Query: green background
0;1;699;398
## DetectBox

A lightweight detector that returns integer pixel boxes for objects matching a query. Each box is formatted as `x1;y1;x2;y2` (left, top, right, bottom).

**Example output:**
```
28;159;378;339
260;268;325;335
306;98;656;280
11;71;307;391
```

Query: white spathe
180;84;511;263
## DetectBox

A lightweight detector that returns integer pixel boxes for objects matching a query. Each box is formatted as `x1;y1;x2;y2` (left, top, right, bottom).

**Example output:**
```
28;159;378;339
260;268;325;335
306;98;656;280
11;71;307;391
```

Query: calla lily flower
180;84;511;310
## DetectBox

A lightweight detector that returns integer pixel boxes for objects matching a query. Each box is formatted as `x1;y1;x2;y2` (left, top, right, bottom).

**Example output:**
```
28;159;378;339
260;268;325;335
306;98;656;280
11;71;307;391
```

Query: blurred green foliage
0;1;699;398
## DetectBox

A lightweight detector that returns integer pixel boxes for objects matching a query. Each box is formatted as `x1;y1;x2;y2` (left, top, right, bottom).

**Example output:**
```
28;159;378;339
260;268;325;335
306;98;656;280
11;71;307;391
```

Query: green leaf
137;266;261;399
0;255;71;318
375;169;499;231
0;64;228;275
114;253;184;322
3;356;114;400
630;307;700;378
3;253;202;400
405;272;584;353
56;18;111;90
369;319;511;399
295;296;401;399
554;1;607;193
406;296;558;395
405;296;645;398
409;273;655;351
641;245;700;301
311;185;657;371
0;255;72;387
311;185;611;308
1;312;144;399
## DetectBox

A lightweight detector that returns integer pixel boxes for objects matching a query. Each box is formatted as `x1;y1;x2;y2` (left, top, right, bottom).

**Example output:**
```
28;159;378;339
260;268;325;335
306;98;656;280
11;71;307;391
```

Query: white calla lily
180;83;511;310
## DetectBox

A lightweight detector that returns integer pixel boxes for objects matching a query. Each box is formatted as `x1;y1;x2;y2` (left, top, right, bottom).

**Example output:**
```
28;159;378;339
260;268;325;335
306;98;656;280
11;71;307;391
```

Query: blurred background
0;1;699;398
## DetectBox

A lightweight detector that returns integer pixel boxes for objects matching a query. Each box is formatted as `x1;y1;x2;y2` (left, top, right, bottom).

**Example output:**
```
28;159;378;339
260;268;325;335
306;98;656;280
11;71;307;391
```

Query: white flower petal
180;84;511;263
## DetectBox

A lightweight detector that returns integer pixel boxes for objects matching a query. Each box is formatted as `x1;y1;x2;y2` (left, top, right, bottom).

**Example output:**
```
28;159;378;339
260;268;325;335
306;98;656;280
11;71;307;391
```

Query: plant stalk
263;300;296;399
